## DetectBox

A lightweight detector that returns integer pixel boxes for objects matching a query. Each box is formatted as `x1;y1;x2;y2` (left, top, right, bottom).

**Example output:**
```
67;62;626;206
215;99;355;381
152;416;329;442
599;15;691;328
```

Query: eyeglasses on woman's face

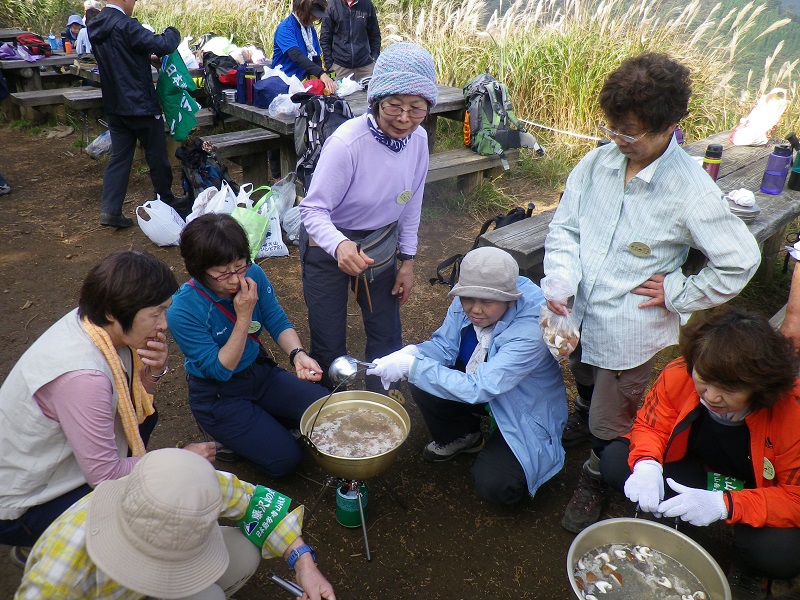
598;122;649;144
207;260;251;282
380;102;429;120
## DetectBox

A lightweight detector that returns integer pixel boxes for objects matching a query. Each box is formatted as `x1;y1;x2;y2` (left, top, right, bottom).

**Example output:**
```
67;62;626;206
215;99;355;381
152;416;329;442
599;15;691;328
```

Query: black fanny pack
351;222;398;281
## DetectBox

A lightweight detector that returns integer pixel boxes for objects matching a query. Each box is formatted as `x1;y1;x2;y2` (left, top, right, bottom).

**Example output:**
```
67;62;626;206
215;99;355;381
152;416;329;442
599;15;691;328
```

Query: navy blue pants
0;410;158;548
188;359;326;478
101;113;176;216
300;227;402;393
411;383;527;505
601;438;800;580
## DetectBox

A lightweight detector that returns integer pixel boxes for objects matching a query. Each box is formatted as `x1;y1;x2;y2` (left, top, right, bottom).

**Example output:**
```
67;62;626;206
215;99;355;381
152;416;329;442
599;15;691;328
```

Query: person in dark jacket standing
320;0;380;81
88;0;181;228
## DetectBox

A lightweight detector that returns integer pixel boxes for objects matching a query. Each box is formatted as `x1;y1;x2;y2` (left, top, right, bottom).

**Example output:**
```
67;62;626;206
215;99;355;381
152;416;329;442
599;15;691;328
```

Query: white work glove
623;459;664;514
366;348;418;390
657;478;728;527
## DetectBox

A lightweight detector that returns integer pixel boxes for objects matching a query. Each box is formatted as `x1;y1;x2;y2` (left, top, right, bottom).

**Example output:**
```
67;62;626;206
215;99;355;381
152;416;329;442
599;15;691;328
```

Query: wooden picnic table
479;131;800;285
0;52;77;91
69;63;204;84
220;83;466;178
0;28;28;43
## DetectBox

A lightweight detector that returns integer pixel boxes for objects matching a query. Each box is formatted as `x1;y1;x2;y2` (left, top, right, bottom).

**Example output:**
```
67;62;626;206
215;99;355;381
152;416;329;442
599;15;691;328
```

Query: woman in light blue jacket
368;247;567;504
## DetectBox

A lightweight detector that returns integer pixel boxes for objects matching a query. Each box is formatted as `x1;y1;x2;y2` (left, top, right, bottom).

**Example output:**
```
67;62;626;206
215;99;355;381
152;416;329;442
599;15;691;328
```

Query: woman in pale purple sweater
299;42;437;392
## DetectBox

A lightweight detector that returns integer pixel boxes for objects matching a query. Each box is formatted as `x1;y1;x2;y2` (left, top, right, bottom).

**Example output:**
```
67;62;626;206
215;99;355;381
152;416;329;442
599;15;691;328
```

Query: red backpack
17;33;52;57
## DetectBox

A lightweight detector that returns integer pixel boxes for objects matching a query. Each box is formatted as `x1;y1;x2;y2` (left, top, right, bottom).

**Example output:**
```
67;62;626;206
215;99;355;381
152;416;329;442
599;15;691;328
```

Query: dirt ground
0;121;758;599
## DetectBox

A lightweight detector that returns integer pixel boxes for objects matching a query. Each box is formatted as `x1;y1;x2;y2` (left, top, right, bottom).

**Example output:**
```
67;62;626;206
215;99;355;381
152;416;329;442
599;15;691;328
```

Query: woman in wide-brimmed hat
17;448;336;599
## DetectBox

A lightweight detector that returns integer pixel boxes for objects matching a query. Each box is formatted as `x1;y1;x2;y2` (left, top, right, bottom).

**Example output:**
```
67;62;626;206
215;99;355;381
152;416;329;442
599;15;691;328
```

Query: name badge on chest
628;242;651;257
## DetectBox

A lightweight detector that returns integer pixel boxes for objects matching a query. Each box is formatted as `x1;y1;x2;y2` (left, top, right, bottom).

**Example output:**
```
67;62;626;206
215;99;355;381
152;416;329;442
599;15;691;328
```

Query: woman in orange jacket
600;307;800;591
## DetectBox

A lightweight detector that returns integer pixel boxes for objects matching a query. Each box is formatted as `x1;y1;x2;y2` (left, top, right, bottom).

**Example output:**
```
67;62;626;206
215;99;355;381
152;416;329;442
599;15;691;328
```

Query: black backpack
202;52;238;125
292;92;354;192
430;204;535;287
175;139;240;204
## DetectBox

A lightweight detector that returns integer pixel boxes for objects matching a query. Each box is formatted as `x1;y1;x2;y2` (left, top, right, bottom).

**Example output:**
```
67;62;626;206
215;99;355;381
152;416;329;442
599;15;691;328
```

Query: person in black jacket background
88;0;182;228
320;0;381;81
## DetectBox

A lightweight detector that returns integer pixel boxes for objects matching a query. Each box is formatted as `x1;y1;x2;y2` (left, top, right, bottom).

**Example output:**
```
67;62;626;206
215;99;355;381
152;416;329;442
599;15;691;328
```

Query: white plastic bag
136;199;185;246
178;37;200;70
271;175;297;219
86;130;112;159
186;186;218;223
282;205;301;245
268;94;300;119
335;74;363;97
259;64;306;96
730;88;788;146
256;196;289;258
235;182;254;208
205;181;238;215
256;215;289;258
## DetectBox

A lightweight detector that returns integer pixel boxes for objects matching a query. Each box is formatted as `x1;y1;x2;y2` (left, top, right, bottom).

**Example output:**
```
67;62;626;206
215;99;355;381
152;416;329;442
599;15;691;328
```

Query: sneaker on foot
562;409;590;447
8;546;30;569
422;431;483;462
0;183;11;196
728;566;770;600
562;463;607;533
99;213;134;228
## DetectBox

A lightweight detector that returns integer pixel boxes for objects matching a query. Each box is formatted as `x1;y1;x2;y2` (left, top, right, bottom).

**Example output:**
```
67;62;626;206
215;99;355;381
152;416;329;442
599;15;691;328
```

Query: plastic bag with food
539;274;580;358
539;306;579;358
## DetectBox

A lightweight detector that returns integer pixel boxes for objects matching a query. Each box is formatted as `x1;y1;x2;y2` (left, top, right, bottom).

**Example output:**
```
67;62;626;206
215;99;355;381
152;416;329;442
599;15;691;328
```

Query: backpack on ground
17;33;51;57
202;52;238;126
292;92;354;193
430;203;535;287
463;73;543;169
175;139;240;204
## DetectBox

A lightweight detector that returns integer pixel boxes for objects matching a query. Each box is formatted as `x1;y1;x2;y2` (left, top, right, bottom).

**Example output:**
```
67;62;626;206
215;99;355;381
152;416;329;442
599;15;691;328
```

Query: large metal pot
299;390;411;480
567;517;731;599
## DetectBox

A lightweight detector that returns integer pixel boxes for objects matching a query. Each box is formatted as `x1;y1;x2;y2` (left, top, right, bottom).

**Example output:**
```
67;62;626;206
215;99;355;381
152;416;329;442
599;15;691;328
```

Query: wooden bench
425;147;519;192
478;209;555;283
9;87;82;121
201;128;281;188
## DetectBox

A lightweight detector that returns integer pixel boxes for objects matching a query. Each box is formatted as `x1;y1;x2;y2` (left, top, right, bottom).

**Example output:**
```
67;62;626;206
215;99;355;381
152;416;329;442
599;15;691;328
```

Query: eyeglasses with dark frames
598;122;649;144
380;103;429;119
208;261;251;282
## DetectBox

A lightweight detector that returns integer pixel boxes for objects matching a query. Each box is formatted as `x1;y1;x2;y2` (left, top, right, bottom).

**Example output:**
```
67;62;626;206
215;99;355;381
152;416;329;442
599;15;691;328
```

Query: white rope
518;118;602;141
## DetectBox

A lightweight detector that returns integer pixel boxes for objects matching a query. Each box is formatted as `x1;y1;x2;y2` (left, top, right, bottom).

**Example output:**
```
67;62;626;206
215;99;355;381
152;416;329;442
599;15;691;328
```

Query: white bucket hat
86;448;229;599
448;247;522;302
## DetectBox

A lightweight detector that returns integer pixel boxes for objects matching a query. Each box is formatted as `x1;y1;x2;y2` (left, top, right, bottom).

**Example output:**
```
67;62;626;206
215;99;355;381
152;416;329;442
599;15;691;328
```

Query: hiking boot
8;546;30;569
562;463;607;533
422;431;484;462
100;213;134;228
728;566;770;600
562;408;590;447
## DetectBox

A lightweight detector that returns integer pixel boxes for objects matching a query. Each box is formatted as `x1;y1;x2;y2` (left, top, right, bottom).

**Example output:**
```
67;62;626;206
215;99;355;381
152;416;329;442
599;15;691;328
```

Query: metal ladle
328;355;376;386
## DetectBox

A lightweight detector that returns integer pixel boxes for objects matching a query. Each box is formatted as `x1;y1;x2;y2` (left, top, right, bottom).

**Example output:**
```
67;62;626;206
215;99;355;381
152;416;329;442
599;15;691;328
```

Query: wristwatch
286;544;316;570
397;253;415;262
289;348;307;367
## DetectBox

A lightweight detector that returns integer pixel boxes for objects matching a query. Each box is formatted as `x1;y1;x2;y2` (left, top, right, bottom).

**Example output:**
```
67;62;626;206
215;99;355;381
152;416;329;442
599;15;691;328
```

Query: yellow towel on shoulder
81;317;154;457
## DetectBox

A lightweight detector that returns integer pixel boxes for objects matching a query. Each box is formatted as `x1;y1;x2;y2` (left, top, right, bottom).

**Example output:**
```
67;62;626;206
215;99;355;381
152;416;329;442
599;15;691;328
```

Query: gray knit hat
367;42;438;107
449;247;522;302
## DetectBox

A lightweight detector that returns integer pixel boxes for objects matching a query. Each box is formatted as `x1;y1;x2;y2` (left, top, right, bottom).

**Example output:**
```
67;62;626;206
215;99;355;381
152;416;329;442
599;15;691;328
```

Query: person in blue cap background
62;14;84;47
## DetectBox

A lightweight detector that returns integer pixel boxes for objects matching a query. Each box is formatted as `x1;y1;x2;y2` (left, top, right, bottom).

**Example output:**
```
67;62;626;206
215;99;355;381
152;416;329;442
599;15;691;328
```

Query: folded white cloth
725;188;756;207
